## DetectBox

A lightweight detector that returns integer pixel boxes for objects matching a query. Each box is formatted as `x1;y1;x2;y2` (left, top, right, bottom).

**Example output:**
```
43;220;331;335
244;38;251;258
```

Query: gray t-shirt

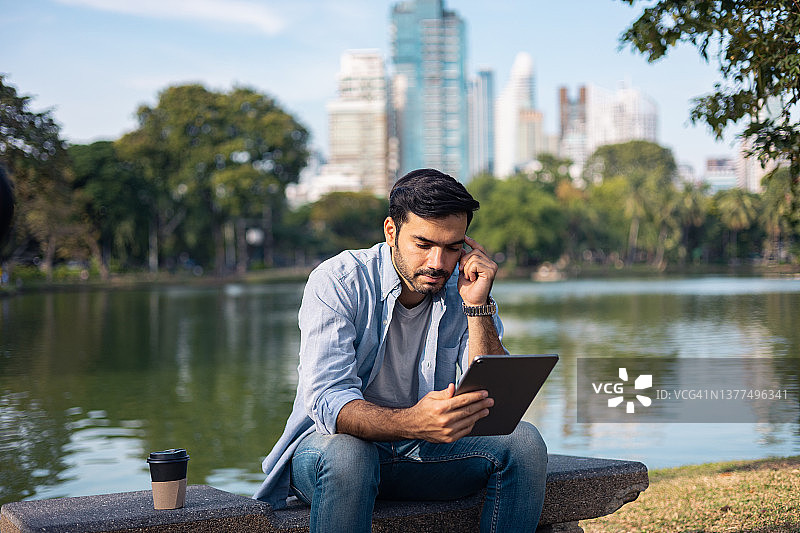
363;295;433;408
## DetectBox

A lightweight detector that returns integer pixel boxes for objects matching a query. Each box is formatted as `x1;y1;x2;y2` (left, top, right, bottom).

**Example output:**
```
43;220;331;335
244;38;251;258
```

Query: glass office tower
391;0;469;182
469;68;495;178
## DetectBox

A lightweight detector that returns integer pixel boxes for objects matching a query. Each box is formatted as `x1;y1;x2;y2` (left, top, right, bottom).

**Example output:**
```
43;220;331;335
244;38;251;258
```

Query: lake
1;276;799;505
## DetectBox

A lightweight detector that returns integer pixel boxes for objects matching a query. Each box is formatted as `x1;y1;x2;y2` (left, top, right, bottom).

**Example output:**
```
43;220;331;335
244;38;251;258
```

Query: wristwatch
462;296;497;317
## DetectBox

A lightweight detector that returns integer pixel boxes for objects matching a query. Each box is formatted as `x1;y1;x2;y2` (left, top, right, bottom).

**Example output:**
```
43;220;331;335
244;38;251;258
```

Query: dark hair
389;168;479;230
0;164;14;246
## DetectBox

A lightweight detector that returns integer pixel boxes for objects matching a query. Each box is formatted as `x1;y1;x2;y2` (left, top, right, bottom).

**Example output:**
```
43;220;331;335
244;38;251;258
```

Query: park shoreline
2;262;799;298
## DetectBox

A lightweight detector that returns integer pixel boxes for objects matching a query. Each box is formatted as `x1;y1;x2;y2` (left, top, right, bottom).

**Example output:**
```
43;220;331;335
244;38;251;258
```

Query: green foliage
468;174;564;267
584;141;680;266
115;84;309;273
619;0;800;222
712;187;764;260
0;75;81;277
307;192;389;256
760;167;797;262
465;142;796;269
586;176;635;258
585;140;676;186
68;142;152;272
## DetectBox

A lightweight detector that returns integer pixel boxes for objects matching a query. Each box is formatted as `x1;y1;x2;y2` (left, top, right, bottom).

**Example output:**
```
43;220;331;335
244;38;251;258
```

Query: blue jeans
289;421;548;533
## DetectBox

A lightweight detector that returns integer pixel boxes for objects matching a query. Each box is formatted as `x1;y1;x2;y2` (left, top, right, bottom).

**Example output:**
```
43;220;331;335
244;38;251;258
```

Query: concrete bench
0;454;648;533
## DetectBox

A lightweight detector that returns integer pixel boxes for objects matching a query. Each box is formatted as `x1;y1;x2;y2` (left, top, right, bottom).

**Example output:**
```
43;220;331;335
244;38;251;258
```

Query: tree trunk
653;225;668;271
148;219;159;273
236;218;248;275
43;234;56;282
262;204;273;268
213;221;225;277
729;230;738;261
626;217;640;265
86;235;109;281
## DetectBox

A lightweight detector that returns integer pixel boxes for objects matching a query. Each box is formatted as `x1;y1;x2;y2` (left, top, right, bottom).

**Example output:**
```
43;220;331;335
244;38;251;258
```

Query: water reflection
0;277;799;505
0;284;303;504
498;277;800;471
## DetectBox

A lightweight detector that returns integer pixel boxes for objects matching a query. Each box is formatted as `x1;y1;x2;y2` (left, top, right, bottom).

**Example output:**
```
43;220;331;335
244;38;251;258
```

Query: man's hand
457;235;498;307
404;384;493;443
457;235;506;362
336;385;493;443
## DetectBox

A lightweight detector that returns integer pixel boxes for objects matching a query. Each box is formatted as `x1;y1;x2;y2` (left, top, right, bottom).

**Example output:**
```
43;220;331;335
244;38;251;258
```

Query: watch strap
462;296;496;317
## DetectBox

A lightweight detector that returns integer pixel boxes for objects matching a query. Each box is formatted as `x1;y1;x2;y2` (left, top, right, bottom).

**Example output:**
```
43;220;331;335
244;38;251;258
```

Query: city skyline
2;0;736;177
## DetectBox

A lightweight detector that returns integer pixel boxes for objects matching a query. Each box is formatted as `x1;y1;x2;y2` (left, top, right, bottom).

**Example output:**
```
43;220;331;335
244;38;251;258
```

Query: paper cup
147;449;189;509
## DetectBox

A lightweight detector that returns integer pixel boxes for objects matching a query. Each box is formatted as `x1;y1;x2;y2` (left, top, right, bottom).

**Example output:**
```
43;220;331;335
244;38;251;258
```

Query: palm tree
677;182;709;265
650;182;681;270
716;188;760;261
759;168;793;263
623;170;649;265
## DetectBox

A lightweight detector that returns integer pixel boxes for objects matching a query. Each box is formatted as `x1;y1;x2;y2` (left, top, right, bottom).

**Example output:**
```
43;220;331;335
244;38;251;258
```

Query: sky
1;0;739;176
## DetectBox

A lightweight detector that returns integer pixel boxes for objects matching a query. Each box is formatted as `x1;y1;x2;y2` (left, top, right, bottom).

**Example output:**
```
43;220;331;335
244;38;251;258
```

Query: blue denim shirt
252;242;504;508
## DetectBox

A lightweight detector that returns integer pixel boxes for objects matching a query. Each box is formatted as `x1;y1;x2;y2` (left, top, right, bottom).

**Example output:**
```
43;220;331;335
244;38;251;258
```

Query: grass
581;456;800;533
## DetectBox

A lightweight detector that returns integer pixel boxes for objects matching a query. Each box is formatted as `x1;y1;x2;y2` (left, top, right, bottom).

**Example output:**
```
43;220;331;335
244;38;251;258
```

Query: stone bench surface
0;454;648;533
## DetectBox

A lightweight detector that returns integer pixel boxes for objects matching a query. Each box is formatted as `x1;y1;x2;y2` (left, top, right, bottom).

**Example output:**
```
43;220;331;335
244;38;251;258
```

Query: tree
676;182;711;264
116;84;309;275
715;188;760;260
584;141;678;265
619;0;800;220
468;174;564;268
586;176;632;263
307;192;388;257
0;75;78;279
759;167;796;262
68;142;153;276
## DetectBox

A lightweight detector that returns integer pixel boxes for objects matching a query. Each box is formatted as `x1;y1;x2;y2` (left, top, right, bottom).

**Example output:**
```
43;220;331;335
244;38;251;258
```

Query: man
254;169;547;532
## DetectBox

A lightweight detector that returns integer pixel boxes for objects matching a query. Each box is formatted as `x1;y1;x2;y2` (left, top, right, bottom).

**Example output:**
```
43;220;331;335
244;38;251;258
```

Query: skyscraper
494;52;539;177
559;86;587;172
390;0;469;181
468;68;494;177
326;50;391;196
559;82;658;173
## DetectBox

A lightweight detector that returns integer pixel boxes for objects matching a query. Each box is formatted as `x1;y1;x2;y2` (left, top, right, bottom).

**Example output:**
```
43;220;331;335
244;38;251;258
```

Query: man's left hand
457;235;497;307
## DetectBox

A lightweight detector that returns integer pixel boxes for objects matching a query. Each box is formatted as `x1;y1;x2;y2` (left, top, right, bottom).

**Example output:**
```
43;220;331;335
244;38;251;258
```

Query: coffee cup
147;448;190;509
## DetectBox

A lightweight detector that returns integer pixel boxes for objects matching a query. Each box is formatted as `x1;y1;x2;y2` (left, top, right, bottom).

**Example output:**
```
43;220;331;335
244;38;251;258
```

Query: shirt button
426;361;432;368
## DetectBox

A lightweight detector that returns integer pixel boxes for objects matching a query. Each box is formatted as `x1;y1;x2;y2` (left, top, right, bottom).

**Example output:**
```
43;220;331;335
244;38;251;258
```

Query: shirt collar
379;242;402;301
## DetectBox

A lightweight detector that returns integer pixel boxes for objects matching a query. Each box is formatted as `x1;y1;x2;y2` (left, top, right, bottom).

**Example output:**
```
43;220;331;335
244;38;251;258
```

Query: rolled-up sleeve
298;268;365;435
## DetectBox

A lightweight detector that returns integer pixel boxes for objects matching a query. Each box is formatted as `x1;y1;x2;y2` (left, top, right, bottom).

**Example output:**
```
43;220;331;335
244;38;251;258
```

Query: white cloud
53;0;287;35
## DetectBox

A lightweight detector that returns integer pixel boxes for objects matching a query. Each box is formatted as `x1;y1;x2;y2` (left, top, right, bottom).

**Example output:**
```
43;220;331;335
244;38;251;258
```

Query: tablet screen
455;354;558;436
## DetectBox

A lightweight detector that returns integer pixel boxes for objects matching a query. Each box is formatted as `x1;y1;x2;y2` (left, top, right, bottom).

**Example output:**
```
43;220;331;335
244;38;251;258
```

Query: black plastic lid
147;448;189;463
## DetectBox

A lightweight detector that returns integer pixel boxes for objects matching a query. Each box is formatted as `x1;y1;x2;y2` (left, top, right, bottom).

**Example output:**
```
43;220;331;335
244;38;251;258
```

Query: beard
391;246;450;296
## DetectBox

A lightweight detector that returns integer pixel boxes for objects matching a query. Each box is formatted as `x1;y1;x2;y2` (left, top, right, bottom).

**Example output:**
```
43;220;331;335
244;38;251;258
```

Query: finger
460;254;495;283
449;397;494;419
464;235;487;255
427;386;455;401
449;390;489;409
459;256;477;282
461;245;495;269
460;249;489;269
448;408;491;437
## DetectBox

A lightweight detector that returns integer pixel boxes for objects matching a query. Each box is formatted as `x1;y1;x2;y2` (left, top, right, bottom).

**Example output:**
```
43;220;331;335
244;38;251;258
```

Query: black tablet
455;354;559;436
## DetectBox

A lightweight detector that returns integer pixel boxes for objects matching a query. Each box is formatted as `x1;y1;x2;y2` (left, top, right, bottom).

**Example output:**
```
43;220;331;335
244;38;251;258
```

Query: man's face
384;212;467;303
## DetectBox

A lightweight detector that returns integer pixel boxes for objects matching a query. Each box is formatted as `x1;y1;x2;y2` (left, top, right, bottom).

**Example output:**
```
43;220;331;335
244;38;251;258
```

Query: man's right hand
336;385;493;442
404;384;493;443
